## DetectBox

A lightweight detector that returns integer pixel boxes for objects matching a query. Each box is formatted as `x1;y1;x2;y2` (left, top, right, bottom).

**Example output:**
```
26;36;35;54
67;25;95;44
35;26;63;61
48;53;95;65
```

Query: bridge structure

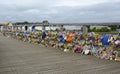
0;21;120;34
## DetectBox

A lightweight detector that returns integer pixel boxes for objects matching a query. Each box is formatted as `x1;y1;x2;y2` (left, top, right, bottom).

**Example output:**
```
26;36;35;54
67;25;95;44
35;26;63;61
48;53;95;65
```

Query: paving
0;33;120;74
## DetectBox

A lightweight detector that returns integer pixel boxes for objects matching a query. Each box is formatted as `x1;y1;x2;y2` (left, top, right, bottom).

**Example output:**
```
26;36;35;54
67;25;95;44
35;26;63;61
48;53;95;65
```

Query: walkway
0;33;120;74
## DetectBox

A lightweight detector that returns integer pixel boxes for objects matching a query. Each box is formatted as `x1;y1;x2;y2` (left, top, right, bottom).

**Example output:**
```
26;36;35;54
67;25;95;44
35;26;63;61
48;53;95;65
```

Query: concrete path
0;33;120;74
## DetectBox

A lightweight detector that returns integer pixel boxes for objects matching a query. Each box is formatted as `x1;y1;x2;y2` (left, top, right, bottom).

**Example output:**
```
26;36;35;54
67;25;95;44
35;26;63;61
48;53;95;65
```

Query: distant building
42;20;49;24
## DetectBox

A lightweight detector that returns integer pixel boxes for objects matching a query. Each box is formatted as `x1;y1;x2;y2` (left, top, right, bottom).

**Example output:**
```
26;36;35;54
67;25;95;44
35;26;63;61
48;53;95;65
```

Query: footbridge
0;21;120;34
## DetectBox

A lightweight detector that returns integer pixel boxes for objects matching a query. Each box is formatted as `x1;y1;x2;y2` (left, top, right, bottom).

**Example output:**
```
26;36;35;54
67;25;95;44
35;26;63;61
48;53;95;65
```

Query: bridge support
60;25;64;31
82;25;88;34
0;26;1;32
12;26;16;31
20;26;22;31
42;25;46;31
16;26;19;30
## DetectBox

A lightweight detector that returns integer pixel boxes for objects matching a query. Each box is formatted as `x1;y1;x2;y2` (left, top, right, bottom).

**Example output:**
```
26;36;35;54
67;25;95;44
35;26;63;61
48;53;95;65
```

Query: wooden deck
0;33;120;74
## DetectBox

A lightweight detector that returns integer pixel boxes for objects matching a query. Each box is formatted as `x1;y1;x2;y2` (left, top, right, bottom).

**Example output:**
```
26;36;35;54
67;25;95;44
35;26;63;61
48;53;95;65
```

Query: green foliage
90;27;110;32
108;25;117;31
87;25;91;32
63;28;66;31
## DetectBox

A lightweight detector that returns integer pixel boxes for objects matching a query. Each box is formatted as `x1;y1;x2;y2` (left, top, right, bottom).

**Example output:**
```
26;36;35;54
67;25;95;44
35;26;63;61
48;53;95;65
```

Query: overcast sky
0;0;120;23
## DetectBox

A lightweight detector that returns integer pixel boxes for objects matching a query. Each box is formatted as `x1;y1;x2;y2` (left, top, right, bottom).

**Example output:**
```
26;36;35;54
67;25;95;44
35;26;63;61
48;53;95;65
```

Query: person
41;31;46;39
31;25;35;31
118;29;120;36
23;31;28;42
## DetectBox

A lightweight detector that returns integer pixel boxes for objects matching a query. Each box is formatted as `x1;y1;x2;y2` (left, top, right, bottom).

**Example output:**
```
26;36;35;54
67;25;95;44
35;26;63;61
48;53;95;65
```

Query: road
0;33;120;74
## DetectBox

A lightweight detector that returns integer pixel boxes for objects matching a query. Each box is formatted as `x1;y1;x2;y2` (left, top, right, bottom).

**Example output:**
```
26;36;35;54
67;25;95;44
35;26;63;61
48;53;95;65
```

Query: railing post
82;25;88;34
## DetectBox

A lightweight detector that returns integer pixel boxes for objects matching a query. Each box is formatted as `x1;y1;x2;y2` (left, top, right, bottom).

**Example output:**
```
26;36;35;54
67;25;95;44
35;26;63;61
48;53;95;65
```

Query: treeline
89;25;119;32
90;27;110;32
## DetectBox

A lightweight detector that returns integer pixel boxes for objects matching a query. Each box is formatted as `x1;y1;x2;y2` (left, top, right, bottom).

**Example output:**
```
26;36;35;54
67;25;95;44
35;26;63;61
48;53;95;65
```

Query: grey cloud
48;1;120;23
0;0;120;23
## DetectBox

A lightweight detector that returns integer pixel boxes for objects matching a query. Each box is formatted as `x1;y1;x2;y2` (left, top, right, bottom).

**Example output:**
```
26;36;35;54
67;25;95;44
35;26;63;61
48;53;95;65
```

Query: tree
92;27;96;32
108;25;117;31
90;27;110;32
24;21;29;24
86;25;91;32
